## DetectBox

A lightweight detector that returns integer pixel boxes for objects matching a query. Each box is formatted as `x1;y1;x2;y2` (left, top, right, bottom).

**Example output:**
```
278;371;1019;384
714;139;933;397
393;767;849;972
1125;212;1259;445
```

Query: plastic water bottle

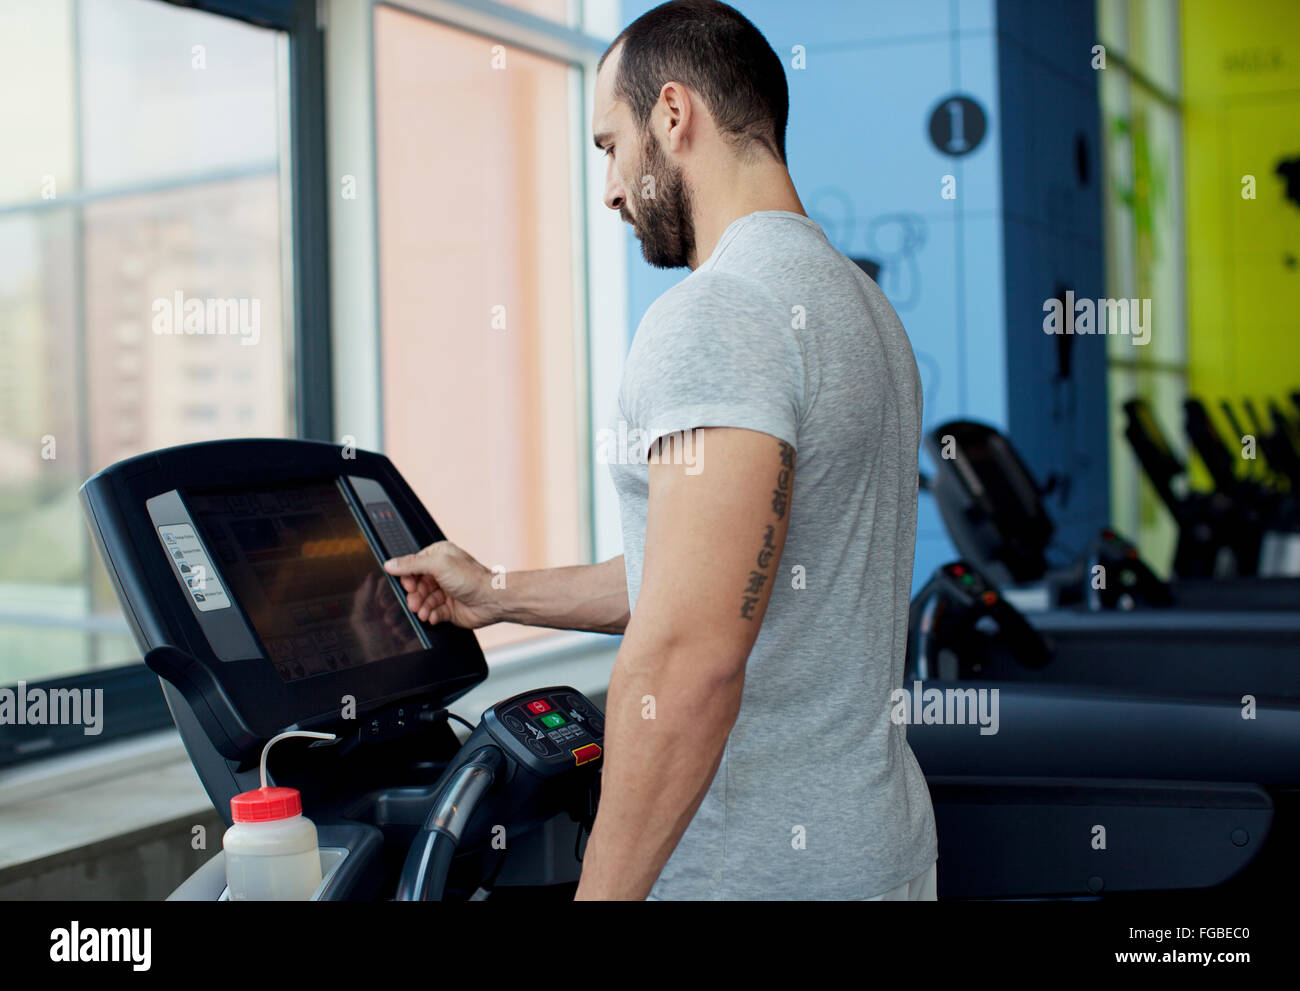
224;731;334;901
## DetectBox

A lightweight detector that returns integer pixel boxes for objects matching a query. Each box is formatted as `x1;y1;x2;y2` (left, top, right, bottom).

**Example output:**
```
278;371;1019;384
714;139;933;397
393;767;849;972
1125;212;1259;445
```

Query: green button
961;574;974;586
539;713;567;728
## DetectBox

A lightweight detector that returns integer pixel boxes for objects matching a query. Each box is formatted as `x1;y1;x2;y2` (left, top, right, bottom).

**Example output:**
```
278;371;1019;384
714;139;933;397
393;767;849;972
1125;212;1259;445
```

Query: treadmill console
175;479;424;681
923;420;1055;586
1084;528;1173;610
80;439;488;768
482;689;605;776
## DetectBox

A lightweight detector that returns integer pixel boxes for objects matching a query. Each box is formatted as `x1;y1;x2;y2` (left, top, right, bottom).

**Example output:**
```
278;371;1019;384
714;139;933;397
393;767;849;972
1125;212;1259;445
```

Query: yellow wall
1183;0;1300;413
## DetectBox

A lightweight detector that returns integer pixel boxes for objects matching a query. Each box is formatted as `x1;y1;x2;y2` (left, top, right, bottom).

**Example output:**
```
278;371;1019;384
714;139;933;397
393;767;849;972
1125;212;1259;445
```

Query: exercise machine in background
1124;396;1300;579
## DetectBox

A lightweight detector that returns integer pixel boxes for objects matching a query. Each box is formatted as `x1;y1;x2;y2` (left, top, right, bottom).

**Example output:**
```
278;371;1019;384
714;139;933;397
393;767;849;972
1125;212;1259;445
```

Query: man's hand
383;541;501;629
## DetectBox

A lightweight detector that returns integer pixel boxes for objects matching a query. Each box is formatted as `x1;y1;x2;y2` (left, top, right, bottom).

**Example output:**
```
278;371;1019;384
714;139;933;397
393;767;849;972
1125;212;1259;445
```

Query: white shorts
864;860;938;901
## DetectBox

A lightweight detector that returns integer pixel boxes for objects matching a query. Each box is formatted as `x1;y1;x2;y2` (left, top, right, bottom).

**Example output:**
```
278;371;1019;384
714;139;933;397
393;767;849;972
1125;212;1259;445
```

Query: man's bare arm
575;428;793;899
384;545;629;635
490;557;630;634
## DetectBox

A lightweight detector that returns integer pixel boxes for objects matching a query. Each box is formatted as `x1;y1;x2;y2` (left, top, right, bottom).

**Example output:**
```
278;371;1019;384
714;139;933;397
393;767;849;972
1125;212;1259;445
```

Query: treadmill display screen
186;480;423;682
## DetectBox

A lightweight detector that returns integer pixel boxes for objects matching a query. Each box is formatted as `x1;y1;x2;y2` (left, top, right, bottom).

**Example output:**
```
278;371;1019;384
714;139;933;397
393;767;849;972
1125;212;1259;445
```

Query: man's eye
604;146;614;158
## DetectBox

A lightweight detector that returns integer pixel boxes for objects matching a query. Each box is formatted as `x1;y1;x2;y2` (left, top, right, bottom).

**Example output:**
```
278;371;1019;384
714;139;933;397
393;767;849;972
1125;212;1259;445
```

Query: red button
572;743;601;766
525;699;552;715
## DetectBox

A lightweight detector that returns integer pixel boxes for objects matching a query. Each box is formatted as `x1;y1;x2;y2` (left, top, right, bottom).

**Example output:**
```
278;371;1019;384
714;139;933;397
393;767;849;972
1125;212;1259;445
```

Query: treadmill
922;419;1300;703
903;560;1300;897
1235;397;1300;574
81;438;1300;899
80;438;603;901
1184;397;1300;575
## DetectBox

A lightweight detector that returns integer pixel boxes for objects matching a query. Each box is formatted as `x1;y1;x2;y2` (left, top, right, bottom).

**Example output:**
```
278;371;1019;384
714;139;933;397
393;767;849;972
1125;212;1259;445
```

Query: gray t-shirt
608;210;937;900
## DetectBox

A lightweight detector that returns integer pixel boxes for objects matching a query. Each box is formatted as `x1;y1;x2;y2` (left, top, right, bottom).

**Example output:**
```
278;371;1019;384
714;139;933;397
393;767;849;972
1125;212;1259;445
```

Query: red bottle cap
230;786;303;823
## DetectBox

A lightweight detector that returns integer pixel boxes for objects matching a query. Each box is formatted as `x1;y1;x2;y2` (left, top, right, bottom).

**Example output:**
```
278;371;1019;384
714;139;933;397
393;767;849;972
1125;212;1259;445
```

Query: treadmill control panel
907;561;1051;680
156;522;232;613
938;562;999;606
1086;528;1172;610
483;688;604;775
349;476;422;559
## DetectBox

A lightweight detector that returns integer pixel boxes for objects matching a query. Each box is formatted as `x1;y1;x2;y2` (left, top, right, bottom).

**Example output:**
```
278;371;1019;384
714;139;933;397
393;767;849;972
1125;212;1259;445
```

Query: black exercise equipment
905;560;1300;897
1125;396;1300;578
922;417;1300;706
81;439;600;900
1124;398;1263;578
931;414;1300;608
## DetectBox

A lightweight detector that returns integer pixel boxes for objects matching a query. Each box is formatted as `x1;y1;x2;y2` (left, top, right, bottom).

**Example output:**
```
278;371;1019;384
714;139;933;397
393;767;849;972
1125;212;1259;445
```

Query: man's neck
687;161;806;270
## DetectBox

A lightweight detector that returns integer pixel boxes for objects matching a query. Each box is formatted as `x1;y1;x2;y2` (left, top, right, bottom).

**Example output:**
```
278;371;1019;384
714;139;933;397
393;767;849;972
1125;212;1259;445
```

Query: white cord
259;730;338;789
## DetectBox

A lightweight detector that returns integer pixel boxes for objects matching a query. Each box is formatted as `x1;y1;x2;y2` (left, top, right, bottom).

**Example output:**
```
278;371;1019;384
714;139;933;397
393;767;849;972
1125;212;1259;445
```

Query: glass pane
1100;65;1136;304
1098;16;1189;577
0;3;292;685
83;177;290;472
0;1;76;208
1104;85;1184;368
1096;0;1181;97
1096;0;1130;58
0;210;87;684
374;7;585;651
79;0;282;191
1127;0;1181;97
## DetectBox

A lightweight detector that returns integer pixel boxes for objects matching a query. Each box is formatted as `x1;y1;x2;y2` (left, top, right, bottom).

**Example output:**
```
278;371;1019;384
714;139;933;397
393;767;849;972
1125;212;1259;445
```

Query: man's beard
624;129;695;269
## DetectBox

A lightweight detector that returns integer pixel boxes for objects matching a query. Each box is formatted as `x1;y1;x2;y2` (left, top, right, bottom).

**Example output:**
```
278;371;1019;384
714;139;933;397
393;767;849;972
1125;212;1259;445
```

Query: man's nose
603;163;625;212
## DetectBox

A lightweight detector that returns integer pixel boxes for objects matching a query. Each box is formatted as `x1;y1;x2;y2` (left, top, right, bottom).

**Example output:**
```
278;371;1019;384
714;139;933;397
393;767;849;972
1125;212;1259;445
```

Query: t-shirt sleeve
621;271;806;451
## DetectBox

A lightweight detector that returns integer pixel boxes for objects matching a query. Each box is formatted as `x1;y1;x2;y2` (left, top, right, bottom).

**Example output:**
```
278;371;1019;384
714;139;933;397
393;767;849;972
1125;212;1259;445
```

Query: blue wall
617;0;1107;587
995;0;1110;560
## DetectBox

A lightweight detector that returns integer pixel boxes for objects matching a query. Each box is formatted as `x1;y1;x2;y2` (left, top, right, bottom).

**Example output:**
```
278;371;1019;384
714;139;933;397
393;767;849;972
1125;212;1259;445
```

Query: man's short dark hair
600;0;789;164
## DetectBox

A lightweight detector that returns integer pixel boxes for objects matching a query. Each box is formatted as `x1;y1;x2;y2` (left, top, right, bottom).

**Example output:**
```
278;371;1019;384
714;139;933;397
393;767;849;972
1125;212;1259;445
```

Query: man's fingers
405;578;441;613
380;548;459;625
384;550;433;576
417;588;449;623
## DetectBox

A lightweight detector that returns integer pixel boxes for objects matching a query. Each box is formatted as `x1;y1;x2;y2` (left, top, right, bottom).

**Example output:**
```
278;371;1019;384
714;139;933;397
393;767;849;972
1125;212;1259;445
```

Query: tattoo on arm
740;441;794;620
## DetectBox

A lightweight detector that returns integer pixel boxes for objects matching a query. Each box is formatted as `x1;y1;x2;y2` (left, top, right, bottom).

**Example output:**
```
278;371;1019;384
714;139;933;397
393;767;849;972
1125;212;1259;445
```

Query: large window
372;2;608;650
1097;0;1186;573
0;0;293;688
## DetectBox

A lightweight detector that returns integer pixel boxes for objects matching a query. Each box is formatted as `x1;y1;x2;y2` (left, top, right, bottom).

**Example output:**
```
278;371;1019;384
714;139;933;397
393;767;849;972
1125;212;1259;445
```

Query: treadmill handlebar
908;562;1051;680
395;745;506;902
428;747;503;838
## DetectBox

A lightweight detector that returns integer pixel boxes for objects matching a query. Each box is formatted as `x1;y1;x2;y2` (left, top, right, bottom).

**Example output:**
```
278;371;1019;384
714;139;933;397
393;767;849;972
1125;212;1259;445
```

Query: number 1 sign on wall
929;95;988;157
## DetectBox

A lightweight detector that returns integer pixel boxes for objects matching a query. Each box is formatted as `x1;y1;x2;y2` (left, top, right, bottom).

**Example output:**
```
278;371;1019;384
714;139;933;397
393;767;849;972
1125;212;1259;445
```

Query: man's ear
658;81;693;152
